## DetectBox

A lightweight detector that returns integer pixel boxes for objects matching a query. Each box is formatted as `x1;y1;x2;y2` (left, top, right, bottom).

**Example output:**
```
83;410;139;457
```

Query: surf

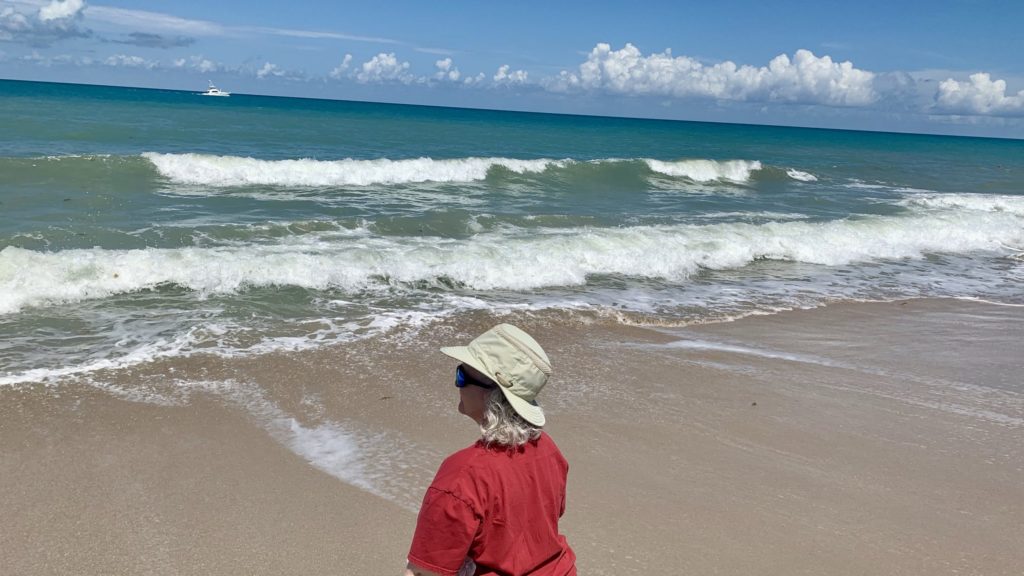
140;153;814;187
2;203;1021;315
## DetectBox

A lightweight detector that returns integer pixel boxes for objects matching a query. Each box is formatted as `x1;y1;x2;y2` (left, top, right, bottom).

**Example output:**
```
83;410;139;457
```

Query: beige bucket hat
441;324;552;427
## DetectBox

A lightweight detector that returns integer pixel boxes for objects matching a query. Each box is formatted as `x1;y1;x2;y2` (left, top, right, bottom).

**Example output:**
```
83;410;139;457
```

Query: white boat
200;81;230;97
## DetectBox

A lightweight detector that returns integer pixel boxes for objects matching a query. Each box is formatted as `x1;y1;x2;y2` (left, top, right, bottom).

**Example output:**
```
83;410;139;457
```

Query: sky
1;0;1023;138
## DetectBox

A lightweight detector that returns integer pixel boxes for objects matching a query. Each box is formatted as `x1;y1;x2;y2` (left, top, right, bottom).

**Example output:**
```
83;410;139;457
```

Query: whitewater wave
786;169;818;182
141;152;789;188
143;153;567;187
3;205;1021;314
645;159;762;183
0;325;210;386
899;193;1024;216
0;305;455;387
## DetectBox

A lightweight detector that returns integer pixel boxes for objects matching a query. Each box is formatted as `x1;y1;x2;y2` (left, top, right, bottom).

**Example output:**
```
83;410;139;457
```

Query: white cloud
84;5;224;36
14;50;91;67
84;5;397;45
13;43;228;74
1;0;88;44
171;54;219;73
934;73;1024;116
20;50;47;62
38;0;83;22
111;31;194;49
548;43;876;107
256;61;285;79
434;57;460;81
493;64;528;85
329;53;352;79
463;72;486;86
0;8;31;37
242;25;399;45
52;52;85;64
103;53;157;69
196;58;216;73
416;46;454;56
355;52;414;84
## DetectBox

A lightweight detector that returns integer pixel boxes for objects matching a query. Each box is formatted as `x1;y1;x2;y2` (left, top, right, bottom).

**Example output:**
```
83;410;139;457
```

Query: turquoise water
2;79;1023;383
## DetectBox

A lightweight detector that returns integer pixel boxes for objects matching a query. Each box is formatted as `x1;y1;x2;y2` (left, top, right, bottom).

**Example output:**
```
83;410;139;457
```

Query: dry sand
2;299;1022;575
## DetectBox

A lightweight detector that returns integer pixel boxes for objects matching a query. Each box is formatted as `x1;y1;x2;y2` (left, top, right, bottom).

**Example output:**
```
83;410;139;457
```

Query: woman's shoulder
427;442;495;506
434;441;490;481
536;432;570;467
434;437;531;481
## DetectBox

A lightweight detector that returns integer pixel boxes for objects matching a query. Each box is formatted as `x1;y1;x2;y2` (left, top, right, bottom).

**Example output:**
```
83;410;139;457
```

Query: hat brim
501;389;545;427
440;345;546;427
440;346;489;378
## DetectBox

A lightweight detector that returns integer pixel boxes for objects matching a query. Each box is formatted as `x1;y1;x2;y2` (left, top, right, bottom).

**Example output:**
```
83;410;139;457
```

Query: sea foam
2;203;1021;314
786;169;818;182
183;379;432;510
142;152;777;187
660;338;846;368
143;152;565;186
645;159;763;182
899;193;1024;216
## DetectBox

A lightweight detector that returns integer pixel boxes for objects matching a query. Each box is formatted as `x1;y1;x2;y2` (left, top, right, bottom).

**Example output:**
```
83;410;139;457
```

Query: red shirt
408;432;576;576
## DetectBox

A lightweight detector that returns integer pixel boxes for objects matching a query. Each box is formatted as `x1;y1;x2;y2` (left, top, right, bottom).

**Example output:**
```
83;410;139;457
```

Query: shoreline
2;297;1022;575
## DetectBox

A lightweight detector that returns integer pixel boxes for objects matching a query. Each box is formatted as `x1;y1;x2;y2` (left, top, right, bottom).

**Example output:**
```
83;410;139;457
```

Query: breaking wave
138;153;807;187
899;193;1024;216
0;153;821;189
786;169;818;182
142;152;566;186
645;159;763;182
3;204;1021;314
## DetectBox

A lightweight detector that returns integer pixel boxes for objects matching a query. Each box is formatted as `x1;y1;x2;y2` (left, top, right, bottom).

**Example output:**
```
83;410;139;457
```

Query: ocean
1;78;1023;386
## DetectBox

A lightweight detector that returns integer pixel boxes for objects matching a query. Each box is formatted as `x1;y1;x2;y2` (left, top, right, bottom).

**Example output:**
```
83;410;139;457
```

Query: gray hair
480;389;542;447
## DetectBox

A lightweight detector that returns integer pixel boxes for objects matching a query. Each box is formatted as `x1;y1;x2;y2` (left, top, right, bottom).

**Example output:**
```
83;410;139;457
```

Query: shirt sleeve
408;487;480;576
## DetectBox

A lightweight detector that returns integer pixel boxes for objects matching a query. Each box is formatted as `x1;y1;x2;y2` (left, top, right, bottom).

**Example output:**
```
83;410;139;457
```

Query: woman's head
453;362;543;447
442;324;552;439
455;363;495;424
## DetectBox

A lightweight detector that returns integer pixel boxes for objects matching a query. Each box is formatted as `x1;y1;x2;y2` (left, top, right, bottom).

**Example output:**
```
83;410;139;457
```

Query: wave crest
3;206;1021;314
899;193;1024;216
645;159;763;182
142;153;790;188
786;168;818;182
142;153;566;187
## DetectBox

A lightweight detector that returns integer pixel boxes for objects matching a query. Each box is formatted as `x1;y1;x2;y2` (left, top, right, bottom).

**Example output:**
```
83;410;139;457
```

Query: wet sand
2;299;1022;575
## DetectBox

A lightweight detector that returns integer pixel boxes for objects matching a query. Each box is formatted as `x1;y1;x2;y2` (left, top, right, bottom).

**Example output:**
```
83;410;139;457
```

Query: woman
404;323;577;576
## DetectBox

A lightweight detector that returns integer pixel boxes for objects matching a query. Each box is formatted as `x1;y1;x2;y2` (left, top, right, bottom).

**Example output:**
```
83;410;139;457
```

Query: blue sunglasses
455;365;496;389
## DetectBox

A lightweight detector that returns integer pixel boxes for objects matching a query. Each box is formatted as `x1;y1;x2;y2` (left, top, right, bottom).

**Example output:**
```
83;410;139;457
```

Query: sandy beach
2;298;1022;575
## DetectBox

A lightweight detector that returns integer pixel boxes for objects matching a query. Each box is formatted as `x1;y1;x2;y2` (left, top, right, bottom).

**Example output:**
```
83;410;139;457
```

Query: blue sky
2;0;1023;138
